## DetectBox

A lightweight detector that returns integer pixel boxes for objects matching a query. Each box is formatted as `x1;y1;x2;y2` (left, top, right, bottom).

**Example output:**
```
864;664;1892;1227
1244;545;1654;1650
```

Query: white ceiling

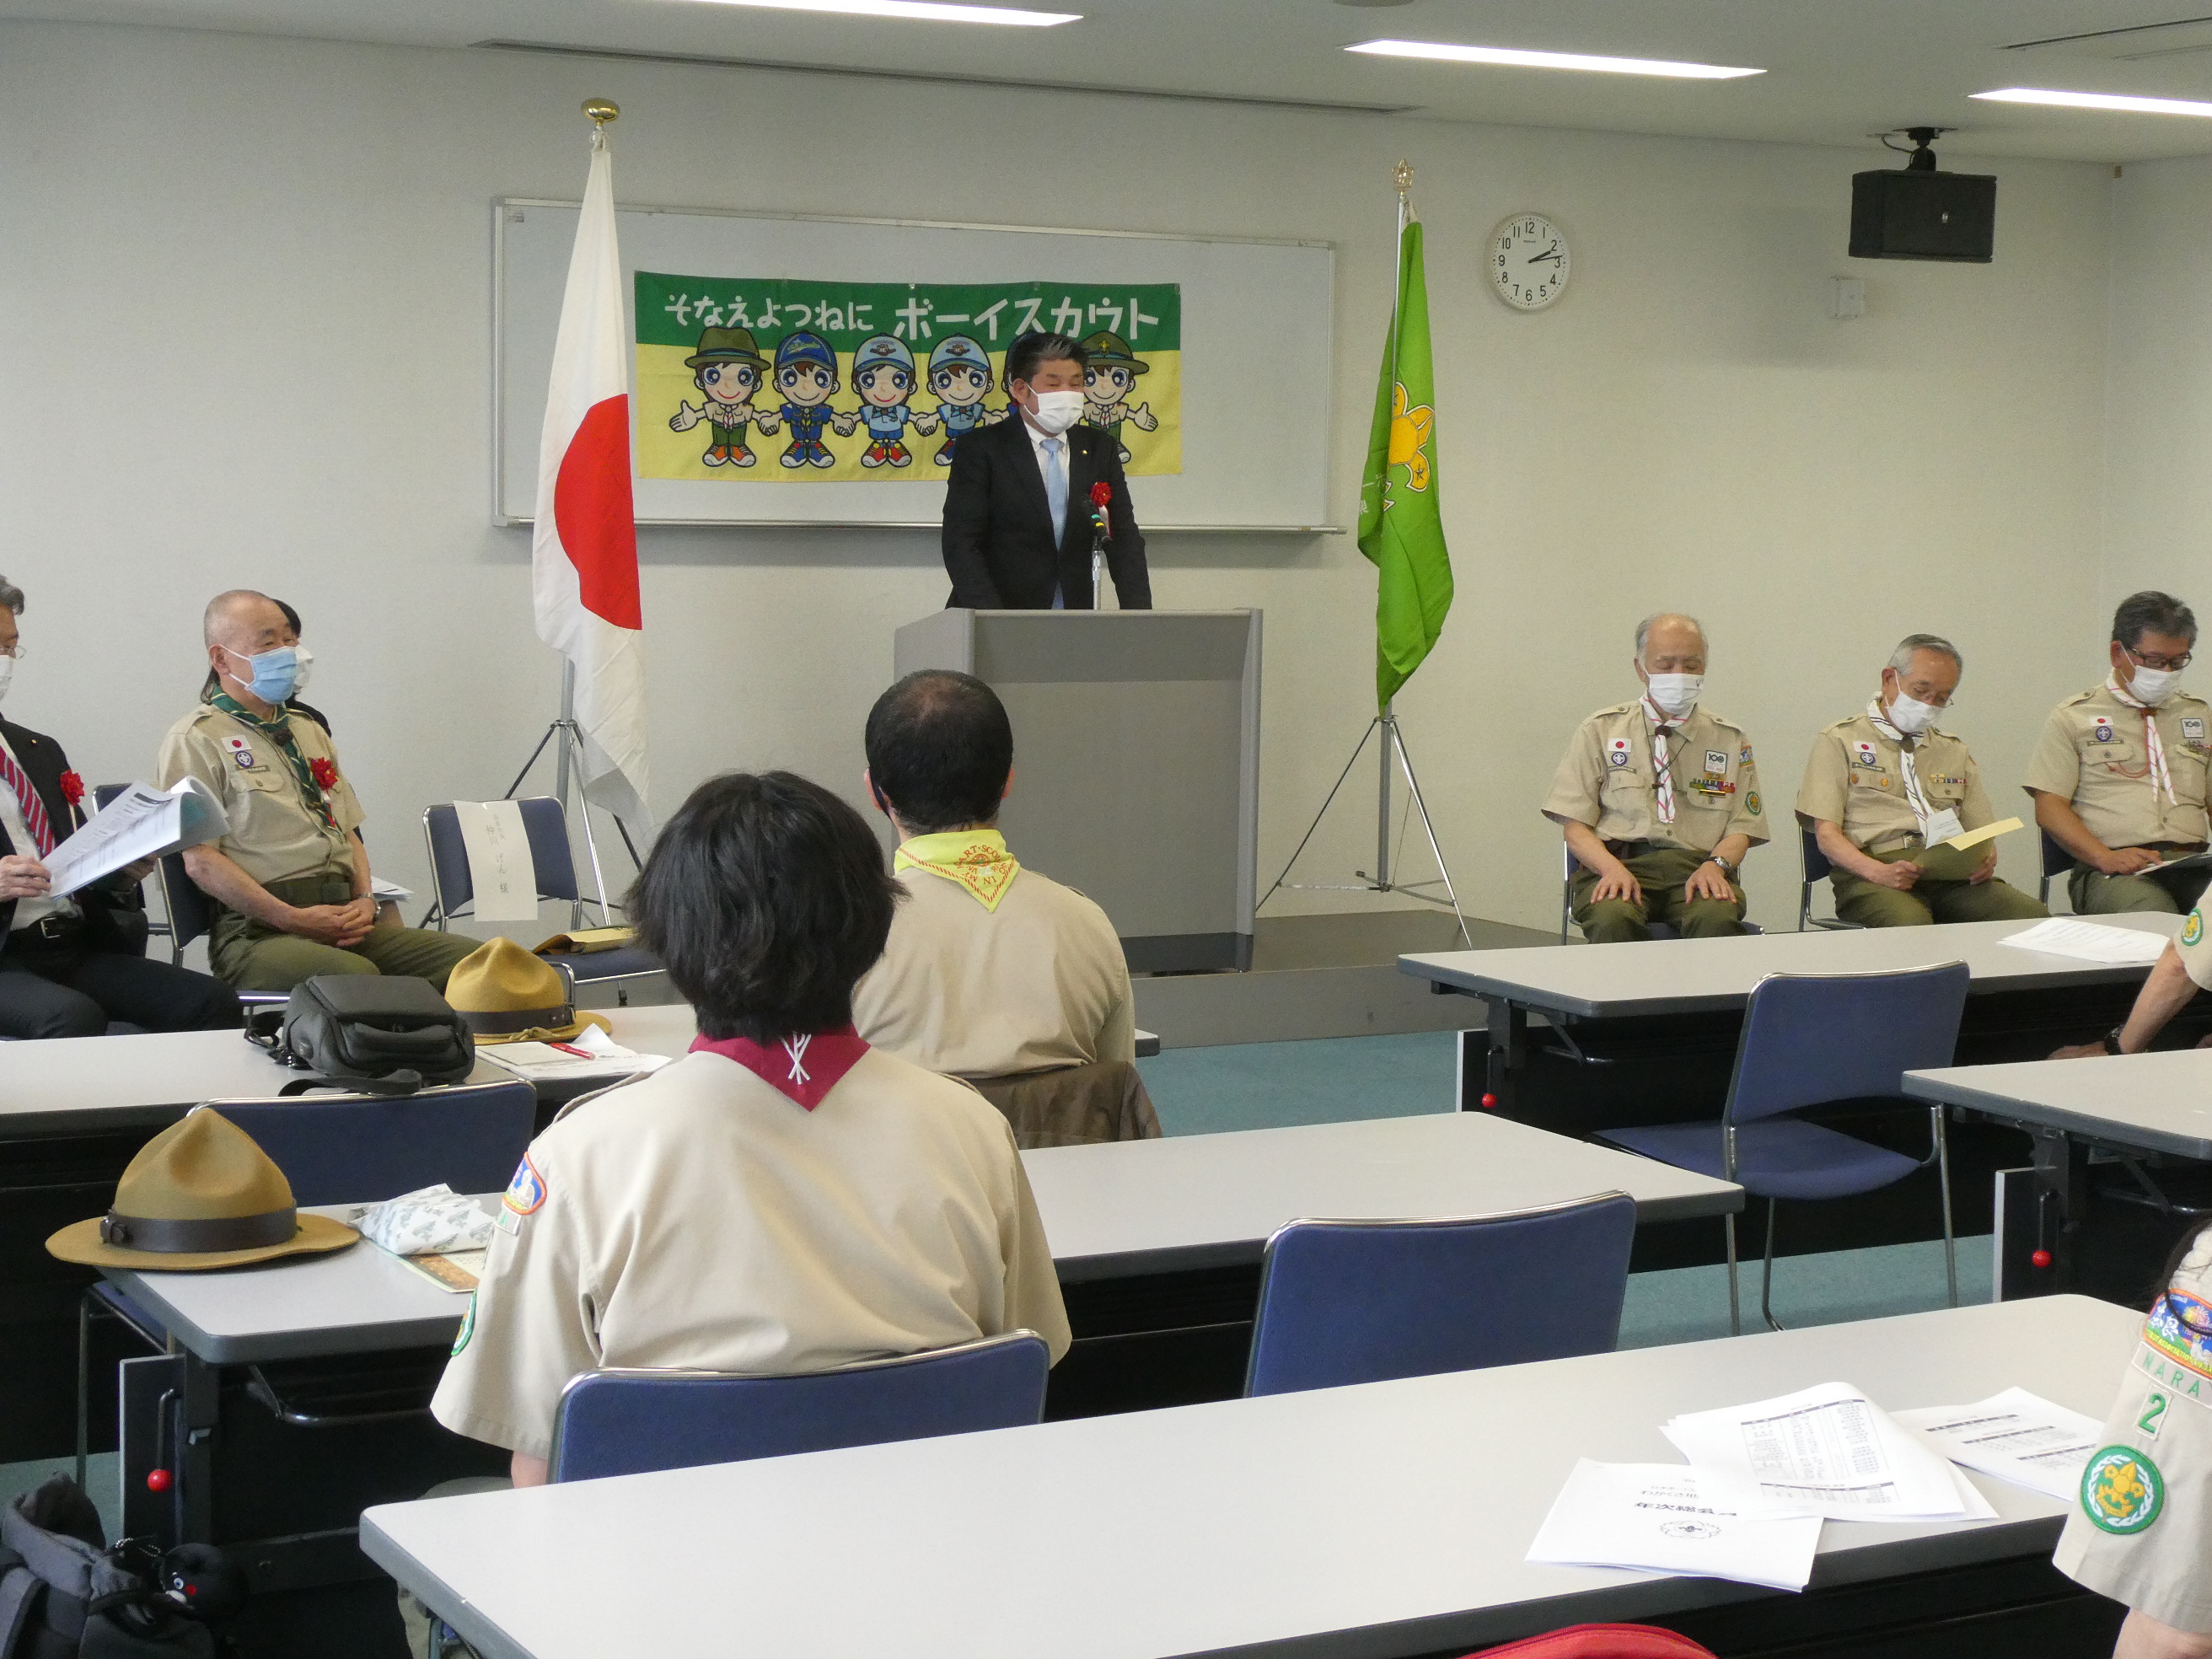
20;0;2212;163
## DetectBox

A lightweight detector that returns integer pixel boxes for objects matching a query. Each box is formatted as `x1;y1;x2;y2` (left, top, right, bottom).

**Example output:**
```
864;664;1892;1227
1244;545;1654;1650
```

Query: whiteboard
494;201;1337;531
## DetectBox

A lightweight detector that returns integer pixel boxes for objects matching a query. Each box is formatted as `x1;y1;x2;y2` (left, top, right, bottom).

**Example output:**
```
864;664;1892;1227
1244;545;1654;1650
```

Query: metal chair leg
75;1291;90;1490
1726;1211;1742;1335
1760;1198;1786;1333
1934;1105;1959;1308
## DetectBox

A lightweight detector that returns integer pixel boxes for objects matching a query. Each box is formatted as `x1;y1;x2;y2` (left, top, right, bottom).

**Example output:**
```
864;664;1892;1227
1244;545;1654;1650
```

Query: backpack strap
277;1070;425;1098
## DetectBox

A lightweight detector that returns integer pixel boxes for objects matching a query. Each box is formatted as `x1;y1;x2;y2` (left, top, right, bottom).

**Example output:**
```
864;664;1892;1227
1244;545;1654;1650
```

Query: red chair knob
1479;1093;1499;1110
145;1468;172;1493
2031;1249;2054;1270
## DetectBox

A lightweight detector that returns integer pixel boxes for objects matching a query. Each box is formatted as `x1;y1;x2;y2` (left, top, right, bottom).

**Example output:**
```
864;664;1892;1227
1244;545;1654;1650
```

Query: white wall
0;21;2118;937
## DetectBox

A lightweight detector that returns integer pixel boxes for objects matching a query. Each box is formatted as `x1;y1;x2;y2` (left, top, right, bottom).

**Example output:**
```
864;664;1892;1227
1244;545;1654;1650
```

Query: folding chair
1243;1192;1637;1397
2038;828;2075;911
548;1331;1050;1482
1797;824;1865;932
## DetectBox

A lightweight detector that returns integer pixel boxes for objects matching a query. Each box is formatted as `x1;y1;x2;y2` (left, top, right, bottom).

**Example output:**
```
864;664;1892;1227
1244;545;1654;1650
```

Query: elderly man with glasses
2026;590;2212;918
1797;634;2047;928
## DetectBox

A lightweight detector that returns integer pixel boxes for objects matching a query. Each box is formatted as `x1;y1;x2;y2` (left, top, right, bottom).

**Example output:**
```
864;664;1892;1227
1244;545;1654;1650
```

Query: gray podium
894;609;1261;973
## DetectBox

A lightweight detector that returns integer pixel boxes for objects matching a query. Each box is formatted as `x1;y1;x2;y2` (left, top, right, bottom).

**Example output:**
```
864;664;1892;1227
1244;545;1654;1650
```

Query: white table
361;1296;2139;1659
604;1004;1162;1060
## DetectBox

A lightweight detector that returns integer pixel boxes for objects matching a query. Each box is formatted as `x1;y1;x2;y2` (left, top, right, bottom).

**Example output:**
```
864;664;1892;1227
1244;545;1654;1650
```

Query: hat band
99;1207;298;1254
461;1002;574;1035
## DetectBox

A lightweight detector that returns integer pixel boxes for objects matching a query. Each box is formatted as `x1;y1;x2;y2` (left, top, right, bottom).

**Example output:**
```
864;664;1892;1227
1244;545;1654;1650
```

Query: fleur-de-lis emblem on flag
1386;382;1434;496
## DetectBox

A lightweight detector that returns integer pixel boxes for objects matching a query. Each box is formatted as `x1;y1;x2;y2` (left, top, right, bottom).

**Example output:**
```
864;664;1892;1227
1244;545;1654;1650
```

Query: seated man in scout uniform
850;671;1154;1145
2054;898;2212;1060
2027;589;2212;917
433;770;1069;1486
1796;634;2047;927
156;590;478;992
1543;612;1767;942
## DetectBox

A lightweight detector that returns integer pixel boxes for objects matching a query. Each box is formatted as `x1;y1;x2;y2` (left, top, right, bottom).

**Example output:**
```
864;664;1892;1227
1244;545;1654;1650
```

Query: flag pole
1377;162;1412;894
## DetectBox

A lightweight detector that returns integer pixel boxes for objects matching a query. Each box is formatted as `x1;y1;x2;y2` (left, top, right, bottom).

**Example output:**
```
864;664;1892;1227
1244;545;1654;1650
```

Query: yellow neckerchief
894;829;1022;912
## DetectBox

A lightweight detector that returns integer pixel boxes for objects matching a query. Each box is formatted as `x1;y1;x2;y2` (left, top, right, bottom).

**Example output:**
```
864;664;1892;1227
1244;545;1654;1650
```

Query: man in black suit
941;332;1152;609
0;577;239;1039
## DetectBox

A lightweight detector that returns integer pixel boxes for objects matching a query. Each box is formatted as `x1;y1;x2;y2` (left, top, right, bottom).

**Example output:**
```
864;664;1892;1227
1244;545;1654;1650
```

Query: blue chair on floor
211;1082;536;1205
2038;828;2075;911
547;1331;1052;1483
1243;1191;1638;1398
1796;825;1864;932
421;797;662;1003
1596;962;1969;1334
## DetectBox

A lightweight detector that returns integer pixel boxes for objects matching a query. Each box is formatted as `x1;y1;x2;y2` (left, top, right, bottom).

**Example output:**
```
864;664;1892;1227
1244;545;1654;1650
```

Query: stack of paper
1892;1388;2103;1501
1999;917;2171;967
475;1023;671;1082
1526;1462;1823;1592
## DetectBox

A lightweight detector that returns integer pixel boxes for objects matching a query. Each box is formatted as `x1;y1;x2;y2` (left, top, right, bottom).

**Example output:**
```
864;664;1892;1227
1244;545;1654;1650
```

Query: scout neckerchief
1638;697;1682;826
894;828;1022;911
207;691;335;827
2106;675;2176;805
689;1024;870;1111
1865;697;1934;835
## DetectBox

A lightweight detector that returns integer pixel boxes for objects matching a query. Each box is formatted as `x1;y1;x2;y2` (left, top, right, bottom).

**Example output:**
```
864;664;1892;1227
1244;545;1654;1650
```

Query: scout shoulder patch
2184;910;2204;949
451;1291;476;1356
1607;738;1632;768
502;1154;547;1218
2139;1390;2170;1441
2082;1446;2164;1534
1739;744;1753;765
2145;1288;2212;1381
1747;791;1762;816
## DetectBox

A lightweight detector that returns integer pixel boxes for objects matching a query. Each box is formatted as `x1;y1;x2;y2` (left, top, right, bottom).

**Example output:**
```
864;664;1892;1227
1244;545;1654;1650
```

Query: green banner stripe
636;272;1180;353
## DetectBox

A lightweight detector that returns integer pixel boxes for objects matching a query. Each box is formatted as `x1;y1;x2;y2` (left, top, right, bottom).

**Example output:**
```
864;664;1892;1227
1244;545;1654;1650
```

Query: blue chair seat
1600;1119;1920;1202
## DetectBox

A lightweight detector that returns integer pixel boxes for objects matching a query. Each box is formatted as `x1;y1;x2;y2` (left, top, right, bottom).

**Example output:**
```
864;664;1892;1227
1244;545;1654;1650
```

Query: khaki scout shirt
1797;714;1995;855
852;860;1136;1079
431;1048;1072;1461
1542;701;1769;854
2024;686;2212;851
2177;904;2212;993
154;704;364;887
2054;1224;2212;1633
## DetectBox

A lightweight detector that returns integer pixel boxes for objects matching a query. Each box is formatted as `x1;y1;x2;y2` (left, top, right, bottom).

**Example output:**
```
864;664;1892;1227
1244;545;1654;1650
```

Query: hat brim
685;352;769;370
46;1211;359;1273
469;1010;612;1046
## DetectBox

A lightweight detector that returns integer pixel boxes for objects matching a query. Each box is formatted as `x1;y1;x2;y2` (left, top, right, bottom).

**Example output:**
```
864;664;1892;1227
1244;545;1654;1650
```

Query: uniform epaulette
1703;710;1748;735
1587;701;1640;721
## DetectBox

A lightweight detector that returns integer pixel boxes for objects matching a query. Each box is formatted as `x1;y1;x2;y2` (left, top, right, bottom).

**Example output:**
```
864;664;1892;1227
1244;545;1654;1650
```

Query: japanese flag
531;127;650;827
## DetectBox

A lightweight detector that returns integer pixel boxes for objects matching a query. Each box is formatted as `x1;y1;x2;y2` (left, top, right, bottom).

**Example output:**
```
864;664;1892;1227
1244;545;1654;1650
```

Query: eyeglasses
2127;645;2193;673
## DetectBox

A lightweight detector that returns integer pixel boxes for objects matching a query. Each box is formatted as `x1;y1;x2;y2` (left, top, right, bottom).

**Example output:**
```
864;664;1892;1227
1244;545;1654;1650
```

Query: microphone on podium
1089;481;1114;609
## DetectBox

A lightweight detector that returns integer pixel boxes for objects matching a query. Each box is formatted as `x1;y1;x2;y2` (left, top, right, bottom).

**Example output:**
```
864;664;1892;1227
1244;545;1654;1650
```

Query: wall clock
1490;213;1571;311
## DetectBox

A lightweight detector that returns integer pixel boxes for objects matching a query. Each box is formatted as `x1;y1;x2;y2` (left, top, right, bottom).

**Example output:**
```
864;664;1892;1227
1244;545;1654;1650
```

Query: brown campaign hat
46;1108;357;1272
685;325;770;370
1077;331;1148;373
445;936;610;1045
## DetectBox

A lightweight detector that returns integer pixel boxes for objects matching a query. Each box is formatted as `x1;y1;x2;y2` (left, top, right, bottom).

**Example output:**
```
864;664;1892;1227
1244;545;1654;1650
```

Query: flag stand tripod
1259;700;1472;947
495;661;642;928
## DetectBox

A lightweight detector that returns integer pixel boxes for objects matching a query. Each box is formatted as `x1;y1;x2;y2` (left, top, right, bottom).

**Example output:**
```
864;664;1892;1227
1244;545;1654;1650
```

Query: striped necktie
0;744;55;857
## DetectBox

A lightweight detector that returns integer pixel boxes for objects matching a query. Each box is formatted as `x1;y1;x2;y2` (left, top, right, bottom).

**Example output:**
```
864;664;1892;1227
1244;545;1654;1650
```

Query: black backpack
245;974;475;1096
0;1478;242;1658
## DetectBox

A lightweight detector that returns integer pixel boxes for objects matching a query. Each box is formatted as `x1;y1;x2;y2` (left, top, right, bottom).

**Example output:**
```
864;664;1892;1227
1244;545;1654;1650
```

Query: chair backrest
547;1331;1052;1483
1560;845;1579;942
1797;824;1832;932
207;1081;536;1206
1243;1191;1639;1399
154;851;213;956
2038;828;2074;909
1722;962;1969;1127
421;797;580;921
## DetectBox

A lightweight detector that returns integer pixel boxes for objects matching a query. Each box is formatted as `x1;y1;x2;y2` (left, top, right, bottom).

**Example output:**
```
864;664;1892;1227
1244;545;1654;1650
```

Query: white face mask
1643;673;1702;717
2128;664;2182;706
291;644;315;694
1023;389;1085;436
1886;690;1937;736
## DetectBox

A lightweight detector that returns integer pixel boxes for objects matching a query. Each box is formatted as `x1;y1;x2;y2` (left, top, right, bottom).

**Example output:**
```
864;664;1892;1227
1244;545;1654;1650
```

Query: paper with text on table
1891;1388;2103;1501
1997;916;2171;967
40;778;227;898
1526;1460;1823;1592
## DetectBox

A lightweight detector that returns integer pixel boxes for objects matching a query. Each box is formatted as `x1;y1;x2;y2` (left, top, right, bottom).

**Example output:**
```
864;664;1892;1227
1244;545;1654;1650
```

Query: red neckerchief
689;1024;870;1111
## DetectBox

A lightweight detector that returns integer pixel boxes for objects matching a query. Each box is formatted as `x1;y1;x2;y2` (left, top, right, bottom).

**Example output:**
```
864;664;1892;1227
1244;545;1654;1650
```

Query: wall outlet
1827;276;1867;320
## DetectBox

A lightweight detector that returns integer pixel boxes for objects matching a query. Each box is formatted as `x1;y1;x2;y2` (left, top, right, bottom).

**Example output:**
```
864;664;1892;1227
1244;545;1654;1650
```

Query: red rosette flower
57;770;84;807
309;757;338;790
1089;481;1113;508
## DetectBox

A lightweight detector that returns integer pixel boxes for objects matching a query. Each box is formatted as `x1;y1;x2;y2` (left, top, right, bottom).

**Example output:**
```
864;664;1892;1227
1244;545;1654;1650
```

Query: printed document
1525;1461;1823;1592
1892;1388;2102;1501
41;778;227;898
475;1023;670;1082
1662;1382;1993;1522
1997;917;2171;967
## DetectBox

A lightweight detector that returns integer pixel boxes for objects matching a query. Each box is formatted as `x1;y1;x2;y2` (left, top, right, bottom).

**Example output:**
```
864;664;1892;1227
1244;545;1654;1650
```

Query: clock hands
1525;241;1563;266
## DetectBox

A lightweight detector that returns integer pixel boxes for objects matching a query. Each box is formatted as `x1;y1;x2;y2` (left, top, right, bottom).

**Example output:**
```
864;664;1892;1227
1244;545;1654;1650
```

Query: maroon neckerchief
689;1024;870;1111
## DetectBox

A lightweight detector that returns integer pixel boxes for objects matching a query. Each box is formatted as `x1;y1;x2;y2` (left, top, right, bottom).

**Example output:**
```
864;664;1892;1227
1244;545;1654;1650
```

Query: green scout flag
1357;218;1453;711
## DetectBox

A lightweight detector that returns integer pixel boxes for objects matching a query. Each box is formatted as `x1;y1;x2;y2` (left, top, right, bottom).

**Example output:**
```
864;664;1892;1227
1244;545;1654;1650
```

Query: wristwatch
2102;1027;2129;1056
1708;855;1737;877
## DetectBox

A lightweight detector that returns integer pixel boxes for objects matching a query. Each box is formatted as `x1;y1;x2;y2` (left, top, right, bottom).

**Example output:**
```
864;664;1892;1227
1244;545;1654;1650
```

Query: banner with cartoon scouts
633;273;1184;483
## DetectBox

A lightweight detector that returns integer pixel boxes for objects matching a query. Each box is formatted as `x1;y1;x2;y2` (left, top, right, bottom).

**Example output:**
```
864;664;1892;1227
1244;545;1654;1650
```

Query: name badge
1607;738;1631;769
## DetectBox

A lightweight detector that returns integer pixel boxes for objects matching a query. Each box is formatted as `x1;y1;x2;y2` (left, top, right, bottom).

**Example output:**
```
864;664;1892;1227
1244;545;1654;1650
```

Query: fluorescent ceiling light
1973;86;2212;117
681;0;1079;24
1347;39;1763;79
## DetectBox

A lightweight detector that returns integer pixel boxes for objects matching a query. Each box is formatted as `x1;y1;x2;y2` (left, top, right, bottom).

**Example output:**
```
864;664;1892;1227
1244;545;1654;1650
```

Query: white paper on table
41;778;228;897
452;799;540;922
1662;1381;1992;1522
475;1023;671;1081
1997;917;2170;967
1891;1388;2105;1501
1525;1461;1823;1592
1922;808;1965;846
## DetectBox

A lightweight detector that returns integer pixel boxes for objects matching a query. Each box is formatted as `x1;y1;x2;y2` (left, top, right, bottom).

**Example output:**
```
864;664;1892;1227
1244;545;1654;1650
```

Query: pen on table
549;1041;593;1058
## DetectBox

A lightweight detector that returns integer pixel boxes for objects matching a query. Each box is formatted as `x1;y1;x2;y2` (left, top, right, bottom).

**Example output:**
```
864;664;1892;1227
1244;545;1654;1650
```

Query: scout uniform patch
1854;742;1880;768
1607;738;1632;769
2185;910;2205;949
496;1155;546;1235
2187;717;2207;747
451;1291;476;1356
2081;1446;2164;1533
224;735;256;770
2145;1288;2212;1382
2093;716;2116;744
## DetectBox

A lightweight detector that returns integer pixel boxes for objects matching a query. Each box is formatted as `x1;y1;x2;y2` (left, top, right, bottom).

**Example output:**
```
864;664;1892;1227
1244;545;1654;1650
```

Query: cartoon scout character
1077;330;1159;464
754;331;848;470
668;326;771;468
849;335;939;470
926;335;997;467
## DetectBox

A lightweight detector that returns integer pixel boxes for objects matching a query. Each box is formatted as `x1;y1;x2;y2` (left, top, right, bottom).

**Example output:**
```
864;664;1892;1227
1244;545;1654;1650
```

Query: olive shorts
1572;844;1748;943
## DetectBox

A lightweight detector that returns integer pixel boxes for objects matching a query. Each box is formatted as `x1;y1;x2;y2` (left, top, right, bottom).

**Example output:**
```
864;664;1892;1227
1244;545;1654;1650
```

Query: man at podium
940;332;1152;610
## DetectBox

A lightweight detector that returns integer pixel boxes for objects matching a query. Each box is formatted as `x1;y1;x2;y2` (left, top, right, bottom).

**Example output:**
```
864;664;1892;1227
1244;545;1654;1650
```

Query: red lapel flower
1089;481;1113;507
309;757;338;790
57;770;84;807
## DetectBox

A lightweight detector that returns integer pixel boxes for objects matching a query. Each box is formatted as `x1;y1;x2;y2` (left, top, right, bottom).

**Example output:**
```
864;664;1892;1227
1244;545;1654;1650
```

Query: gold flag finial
1393;158;1414;198
583;98;620;128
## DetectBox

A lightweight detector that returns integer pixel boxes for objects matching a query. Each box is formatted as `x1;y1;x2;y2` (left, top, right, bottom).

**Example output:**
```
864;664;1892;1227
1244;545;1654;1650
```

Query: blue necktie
1042;438;1069;609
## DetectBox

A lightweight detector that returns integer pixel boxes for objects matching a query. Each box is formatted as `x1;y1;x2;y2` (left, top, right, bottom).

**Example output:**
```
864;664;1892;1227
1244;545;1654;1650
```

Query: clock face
1490;213;1571;311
